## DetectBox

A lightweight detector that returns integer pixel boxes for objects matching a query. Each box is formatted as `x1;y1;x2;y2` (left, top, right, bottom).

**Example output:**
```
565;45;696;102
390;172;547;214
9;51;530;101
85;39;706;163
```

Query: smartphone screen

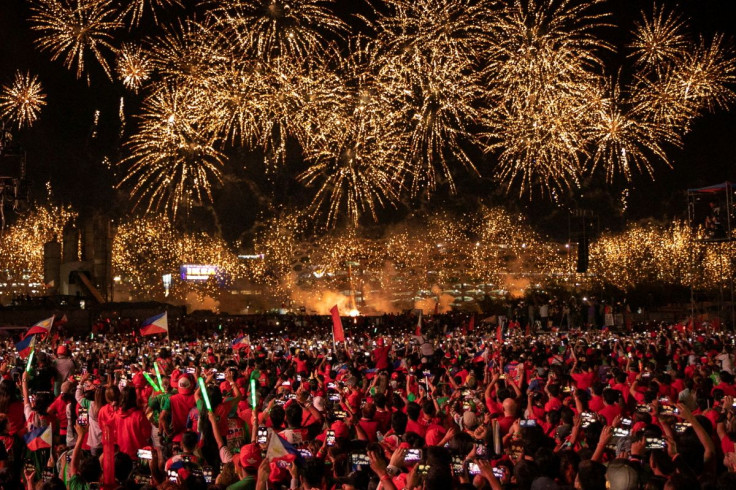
257;427;268;444
326;430;336;446
137;449;152;460
404;449;423;462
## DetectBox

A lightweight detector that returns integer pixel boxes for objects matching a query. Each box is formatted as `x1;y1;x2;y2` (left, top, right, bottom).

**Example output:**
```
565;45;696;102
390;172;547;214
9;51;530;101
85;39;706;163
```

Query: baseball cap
235;443;263;470
178;375;193;393
606;460;639;490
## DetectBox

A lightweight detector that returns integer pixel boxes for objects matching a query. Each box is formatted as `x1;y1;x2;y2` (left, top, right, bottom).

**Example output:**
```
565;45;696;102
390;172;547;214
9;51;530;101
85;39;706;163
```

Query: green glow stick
198;377;212;412
26;350;35;373
154;362;163;393
143;372;161;392
250;378;257;409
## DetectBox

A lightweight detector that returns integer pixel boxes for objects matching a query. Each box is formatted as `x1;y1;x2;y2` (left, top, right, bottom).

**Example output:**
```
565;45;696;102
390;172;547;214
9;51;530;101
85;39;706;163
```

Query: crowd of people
0;312;735;490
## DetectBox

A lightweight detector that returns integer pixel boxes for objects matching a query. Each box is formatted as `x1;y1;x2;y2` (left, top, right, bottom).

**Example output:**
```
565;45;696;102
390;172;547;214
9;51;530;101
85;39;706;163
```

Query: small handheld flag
140;312;168;336
198;377;212;412
154;362;163;392
415;311;423;336
250;378;257;409
16;334;36;359
25;316;54;337
24;426;52;451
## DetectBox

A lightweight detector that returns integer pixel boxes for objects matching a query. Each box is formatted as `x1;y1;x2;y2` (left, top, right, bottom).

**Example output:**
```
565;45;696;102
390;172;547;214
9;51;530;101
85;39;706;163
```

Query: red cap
56;345;68;356
331;420;349;439
236;443;262;469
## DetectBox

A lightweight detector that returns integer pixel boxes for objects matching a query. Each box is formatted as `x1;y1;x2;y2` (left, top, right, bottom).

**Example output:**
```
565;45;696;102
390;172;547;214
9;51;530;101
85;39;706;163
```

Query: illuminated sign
180;264;220;282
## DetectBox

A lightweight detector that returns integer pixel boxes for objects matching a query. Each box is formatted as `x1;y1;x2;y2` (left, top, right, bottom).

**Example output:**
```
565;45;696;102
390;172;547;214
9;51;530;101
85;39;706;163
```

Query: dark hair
576;459;606;490
285;402;303;428
299;458;325;488
79;453;102;484
390;411;408;436
119;386;137;412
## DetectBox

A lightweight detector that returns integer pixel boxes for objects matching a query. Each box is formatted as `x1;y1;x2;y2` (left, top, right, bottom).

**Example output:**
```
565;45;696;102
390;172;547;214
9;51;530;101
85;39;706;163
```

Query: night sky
1;0;736;244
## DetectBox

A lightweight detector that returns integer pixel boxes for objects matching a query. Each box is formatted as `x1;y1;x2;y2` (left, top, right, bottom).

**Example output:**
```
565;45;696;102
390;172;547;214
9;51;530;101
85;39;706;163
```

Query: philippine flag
266;432;299;464
140;312;168;336
231;335;249;350
24;426;52;451
25;316;54;338
16;334;36;359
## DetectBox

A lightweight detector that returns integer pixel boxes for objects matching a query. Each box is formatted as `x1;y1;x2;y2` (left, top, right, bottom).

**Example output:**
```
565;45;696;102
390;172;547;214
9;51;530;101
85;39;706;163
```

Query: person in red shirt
163;375;196;440
372;339;391;371
597;388;622;425
571;363;596;391
114;386;152;458
357;403;380;442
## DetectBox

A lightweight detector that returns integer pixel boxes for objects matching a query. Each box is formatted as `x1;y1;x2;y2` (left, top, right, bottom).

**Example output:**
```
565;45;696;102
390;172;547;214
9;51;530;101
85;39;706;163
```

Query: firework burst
0;71;47;129
481;0;611;195
117;84;225;218
206;0;349;61
116;43;152;92
297;48;403;227
120;0;184;27
29;0;122;81
630;4;688;67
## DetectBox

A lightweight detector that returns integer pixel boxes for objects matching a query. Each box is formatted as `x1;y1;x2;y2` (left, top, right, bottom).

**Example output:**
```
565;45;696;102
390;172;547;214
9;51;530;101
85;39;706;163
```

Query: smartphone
417;464;430;476
475;443;489;459
636;404;650;413
137;449;152;460
350;453;371;470
167;470;178;482
202;467;213;484
645;437;667;450
326;430;336;447
520;419;537;428
468;462;481;475
327;382;336;389
328;393;341;402
216;373;226;381
77;410;89;427
333;410;347;420
404;448;423;463
451;456;464;476
620;418;633;427
581;412;595;428
493;467;506;479
674;422;692;434
257;426;268;444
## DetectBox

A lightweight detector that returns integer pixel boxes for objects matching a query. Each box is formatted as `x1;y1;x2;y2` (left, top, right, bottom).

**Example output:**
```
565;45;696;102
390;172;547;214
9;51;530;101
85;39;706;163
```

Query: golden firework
29;0;122;81
206;0;349;61
0;71;47;129
117;84;225;218
120;0;183;27
116;43;152;92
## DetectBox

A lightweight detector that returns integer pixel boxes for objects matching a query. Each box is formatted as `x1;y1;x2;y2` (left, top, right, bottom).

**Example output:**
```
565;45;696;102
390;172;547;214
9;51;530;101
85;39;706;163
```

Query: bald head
502;398;517;417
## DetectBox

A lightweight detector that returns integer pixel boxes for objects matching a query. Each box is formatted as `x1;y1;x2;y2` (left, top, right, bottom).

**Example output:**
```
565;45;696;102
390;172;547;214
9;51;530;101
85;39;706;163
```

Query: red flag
330;305;345;342
496;325;502;343
415;311;423;336
468;315;475;332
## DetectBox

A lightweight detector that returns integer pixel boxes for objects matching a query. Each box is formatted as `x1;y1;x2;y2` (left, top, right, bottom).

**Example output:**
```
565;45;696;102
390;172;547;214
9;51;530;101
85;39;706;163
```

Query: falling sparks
11;0;736;225
0;71;47;129
29;0;122;81
117;84;225;218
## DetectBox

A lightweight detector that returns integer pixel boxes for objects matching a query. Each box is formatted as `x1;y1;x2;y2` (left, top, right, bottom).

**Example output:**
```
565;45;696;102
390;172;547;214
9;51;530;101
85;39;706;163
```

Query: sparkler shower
3;0;733;225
